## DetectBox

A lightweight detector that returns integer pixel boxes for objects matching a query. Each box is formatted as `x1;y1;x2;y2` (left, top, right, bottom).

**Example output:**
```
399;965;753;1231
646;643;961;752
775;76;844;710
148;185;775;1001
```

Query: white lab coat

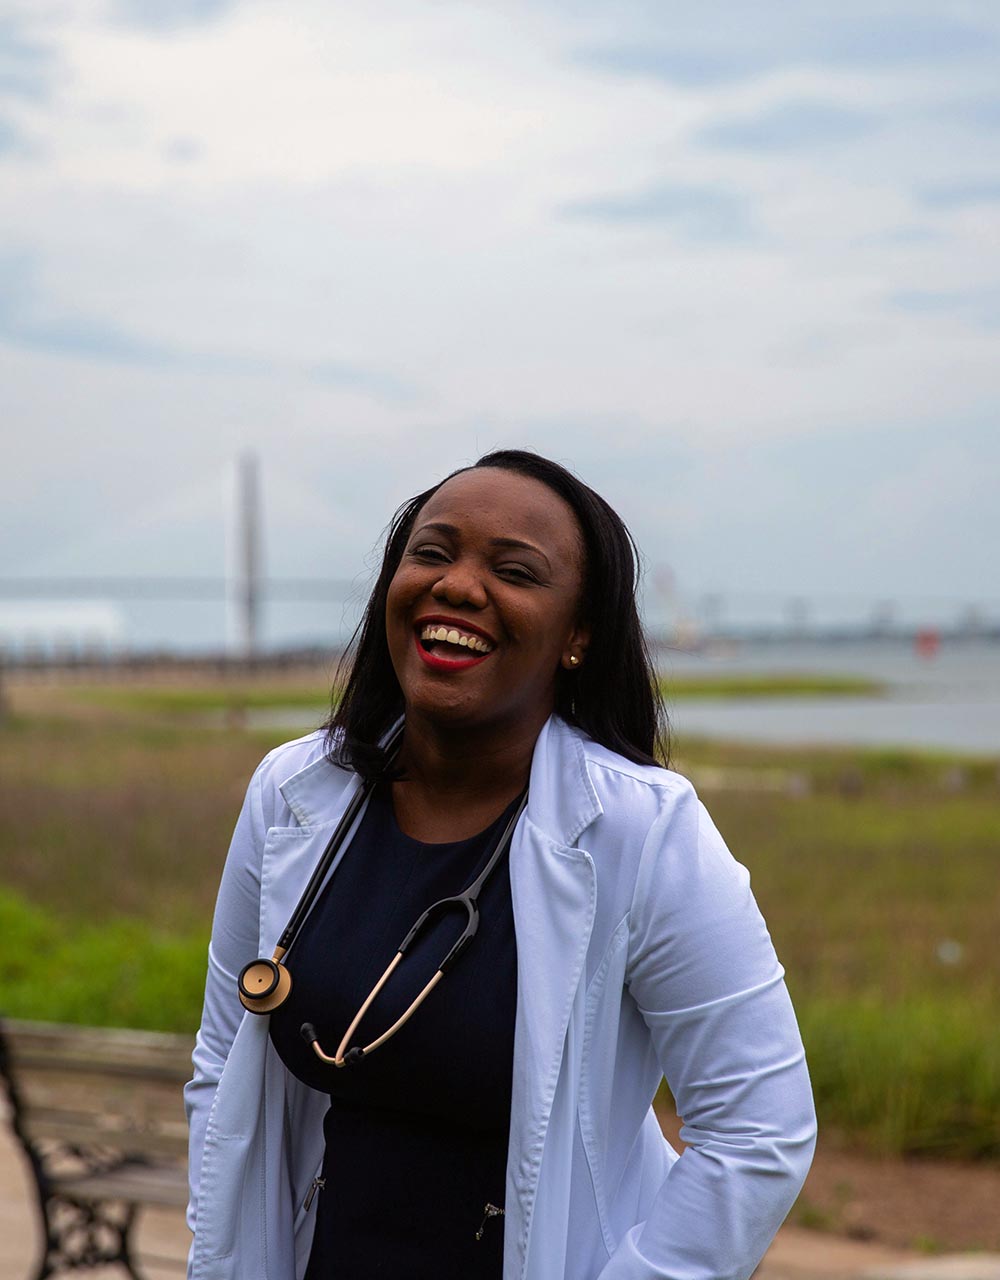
185;715;816;1280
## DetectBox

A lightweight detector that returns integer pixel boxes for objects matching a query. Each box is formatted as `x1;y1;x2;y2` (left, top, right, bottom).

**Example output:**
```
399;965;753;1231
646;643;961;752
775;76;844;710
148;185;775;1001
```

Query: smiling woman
185;449;816;1280
380;467;591;824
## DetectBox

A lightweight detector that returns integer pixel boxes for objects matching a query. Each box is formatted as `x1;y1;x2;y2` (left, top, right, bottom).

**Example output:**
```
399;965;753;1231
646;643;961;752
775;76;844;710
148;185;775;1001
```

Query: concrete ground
0;1119;187;1278
2;1121;998;1280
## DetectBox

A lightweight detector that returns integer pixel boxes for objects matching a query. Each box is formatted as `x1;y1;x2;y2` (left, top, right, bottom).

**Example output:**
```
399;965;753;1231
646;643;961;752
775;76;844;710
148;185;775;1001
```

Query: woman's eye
497;565;537;583
410;545;449;562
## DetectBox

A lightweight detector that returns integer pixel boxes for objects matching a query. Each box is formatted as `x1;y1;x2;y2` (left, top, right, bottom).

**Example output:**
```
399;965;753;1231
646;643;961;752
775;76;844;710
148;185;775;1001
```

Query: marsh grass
799;996;1000;1159
662;674;883;700
70;672;880;720
1;678;998;1158
0;710;266;926
74;684;335;716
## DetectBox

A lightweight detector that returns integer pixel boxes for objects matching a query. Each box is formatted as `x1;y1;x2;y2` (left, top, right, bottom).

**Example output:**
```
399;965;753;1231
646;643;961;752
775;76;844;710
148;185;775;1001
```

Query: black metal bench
0;1018;192;1279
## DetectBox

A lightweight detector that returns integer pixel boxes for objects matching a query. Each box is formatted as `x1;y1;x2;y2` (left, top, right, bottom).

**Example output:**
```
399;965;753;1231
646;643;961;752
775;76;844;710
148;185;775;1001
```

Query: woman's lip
413;614;497;646
413;631;492;672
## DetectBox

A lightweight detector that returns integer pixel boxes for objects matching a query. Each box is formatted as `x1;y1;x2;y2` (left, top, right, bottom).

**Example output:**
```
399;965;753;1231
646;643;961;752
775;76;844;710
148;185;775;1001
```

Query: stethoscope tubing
303;787;528;1067
238;720;529;1069
277;724;404;952
277;775;369;953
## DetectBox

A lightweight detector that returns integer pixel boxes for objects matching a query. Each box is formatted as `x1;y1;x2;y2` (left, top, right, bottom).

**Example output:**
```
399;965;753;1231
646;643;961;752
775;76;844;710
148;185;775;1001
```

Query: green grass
74;684;334;716
799;996;1000;1159
2;677;998;1159
662;674;883;700
674;734;1000;792
68;672;881;720
0;889;208;1034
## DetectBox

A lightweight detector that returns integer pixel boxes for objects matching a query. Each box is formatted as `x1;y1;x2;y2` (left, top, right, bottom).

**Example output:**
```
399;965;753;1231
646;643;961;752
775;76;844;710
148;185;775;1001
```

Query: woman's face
386;467;589;738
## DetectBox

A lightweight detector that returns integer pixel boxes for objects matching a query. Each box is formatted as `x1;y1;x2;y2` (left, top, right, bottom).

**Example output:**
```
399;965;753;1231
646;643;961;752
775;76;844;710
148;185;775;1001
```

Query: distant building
0;602;127;660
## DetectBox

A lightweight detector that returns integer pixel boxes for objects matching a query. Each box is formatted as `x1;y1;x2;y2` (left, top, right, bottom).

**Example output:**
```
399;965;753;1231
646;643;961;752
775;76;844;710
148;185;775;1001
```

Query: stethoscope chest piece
238;954;292;1013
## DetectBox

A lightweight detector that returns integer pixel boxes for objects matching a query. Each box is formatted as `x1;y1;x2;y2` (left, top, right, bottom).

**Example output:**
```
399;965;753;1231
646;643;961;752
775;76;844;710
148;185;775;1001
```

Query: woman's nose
431;559;488;608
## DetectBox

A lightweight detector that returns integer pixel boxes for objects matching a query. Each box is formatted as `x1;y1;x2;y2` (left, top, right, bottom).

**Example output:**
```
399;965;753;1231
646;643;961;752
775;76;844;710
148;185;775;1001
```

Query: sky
1;0;999;650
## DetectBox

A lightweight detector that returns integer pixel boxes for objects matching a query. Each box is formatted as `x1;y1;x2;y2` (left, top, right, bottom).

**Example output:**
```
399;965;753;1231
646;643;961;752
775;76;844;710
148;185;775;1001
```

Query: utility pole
786;596;809;638
700;592;724;639
237;452;261;660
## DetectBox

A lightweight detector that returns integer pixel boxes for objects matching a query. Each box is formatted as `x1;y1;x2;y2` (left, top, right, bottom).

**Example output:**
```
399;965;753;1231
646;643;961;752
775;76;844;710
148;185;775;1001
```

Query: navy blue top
269;781;518;1278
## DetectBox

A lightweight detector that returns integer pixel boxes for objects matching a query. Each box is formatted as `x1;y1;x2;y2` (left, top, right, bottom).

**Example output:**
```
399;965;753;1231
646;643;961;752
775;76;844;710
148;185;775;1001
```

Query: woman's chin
402;686;489;730
400;683;556;745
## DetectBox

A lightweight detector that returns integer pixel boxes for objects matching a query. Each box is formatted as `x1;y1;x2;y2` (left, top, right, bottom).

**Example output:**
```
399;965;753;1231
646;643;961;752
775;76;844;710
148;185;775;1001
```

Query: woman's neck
390;712;543;842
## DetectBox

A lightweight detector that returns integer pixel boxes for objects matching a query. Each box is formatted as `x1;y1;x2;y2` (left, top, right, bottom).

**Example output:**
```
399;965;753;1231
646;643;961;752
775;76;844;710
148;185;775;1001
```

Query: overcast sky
2;0;999;649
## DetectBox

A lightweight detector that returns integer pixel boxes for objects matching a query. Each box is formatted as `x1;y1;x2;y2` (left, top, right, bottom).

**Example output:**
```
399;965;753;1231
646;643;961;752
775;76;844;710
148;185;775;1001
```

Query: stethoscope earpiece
299;1022;366;1069
238;953;292;1014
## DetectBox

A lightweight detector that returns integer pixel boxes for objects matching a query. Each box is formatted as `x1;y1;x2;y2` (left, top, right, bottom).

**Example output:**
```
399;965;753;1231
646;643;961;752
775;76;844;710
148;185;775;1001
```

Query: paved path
3;1119;998;1279
0;1120;187;1277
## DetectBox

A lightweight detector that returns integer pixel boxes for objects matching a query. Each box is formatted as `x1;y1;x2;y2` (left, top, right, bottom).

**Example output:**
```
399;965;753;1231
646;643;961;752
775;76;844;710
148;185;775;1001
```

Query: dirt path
656;1106;1000;1257
797;1147;1000;1254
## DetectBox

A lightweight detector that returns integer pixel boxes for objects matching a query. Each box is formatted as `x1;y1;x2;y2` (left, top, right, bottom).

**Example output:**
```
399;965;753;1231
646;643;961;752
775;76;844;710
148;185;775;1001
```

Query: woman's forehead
418;467;583;551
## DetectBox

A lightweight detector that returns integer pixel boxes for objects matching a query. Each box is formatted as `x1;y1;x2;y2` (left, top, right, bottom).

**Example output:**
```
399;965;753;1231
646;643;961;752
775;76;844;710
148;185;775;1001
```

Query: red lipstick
414;632;492;672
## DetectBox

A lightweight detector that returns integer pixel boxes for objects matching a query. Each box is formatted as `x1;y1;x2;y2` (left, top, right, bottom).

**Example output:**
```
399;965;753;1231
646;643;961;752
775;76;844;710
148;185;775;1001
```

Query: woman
185;449;816;1280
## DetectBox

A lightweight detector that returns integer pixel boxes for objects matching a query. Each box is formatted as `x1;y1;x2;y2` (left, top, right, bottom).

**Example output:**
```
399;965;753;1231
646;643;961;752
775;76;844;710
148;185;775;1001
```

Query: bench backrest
0;1018;195;1162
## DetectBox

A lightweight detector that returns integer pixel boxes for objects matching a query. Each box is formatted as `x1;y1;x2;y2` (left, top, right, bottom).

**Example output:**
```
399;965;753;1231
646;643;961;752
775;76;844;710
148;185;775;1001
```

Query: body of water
660;639;1000;755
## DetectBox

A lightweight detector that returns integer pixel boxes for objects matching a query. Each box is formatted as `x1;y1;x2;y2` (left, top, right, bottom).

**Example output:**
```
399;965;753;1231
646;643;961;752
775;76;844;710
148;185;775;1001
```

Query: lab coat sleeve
183;756;270;1236
599;781;817;1280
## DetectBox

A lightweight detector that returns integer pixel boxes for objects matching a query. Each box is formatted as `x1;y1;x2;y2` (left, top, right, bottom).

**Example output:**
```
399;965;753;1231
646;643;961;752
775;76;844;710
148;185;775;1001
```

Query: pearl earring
569;654;579;666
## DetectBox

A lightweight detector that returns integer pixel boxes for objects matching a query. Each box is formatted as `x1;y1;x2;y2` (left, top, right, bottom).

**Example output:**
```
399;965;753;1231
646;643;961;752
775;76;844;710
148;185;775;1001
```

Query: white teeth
419;624;493;653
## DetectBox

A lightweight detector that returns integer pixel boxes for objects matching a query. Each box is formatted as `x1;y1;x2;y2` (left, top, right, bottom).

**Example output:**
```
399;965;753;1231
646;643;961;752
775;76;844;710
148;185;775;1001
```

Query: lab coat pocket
579;917;630;1259
196;1131;256;1264
192;1016;270;1268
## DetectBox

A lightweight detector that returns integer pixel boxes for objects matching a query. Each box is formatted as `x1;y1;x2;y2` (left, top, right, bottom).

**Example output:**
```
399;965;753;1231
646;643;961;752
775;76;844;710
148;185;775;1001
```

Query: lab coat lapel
504;718;601;1279
263;758;363;953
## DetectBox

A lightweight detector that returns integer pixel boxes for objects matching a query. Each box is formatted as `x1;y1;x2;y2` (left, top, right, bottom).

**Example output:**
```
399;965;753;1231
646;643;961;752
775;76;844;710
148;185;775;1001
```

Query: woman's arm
183;756;270;1235
600;782;817;1280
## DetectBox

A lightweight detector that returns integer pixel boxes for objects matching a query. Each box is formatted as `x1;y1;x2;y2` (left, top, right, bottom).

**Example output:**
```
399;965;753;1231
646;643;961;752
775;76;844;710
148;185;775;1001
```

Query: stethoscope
237;727;527;1069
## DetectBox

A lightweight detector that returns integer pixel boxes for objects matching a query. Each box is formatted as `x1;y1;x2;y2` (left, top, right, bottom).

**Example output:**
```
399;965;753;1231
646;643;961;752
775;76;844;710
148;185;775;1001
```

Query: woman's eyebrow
490;537;548;566
411;520;458;539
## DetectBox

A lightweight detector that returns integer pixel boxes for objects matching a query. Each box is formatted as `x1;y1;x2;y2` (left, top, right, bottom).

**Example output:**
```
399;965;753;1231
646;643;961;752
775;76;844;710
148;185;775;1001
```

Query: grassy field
0;674;997;1161
67;670;883;719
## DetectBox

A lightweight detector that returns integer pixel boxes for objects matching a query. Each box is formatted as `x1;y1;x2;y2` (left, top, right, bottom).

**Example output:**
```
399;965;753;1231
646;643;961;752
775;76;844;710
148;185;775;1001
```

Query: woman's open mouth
414;621;495;671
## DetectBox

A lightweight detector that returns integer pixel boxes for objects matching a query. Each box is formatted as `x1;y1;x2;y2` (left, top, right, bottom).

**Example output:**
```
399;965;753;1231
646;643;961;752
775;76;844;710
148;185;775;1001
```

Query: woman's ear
561;623;591;670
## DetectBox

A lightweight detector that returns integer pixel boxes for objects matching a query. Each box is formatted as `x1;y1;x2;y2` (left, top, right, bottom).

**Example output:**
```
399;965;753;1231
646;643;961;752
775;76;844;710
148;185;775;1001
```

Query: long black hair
324;449;669;777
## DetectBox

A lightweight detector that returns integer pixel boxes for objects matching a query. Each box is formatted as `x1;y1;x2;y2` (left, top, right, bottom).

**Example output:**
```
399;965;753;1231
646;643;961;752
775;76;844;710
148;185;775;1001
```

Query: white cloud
0;0;998;644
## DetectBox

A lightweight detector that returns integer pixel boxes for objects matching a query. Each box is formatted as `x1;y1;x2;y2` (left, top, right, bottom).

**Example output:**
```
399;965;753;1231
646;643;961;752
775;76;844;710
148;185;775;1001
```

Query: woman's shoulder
542;717;699;852
563;725;748;917
581;735;689;791
559;719;695;805
255;727;331;780
586;739;698;843
246;729;352;827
